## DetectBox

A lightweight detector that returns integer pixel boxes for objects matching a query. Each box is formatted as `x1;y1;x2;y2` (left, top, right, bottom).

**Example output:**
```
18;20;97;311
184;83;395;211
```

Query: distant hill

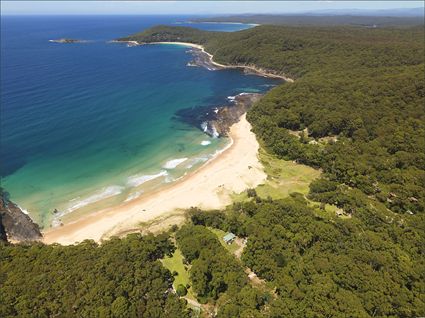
193;12;424;27
303;7;424;17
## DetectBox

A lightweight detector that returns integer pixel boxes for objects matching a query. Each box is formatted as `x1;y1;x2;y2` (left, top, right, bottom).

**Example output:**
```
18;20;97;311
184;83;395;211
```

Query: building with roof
223;232;236;244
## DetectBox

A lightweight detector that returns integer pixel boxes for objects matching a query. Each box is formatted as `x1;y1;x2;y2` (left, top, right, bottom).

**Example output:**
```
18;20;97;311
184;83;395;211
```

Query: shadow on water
0;146;27;177
173;103;221;131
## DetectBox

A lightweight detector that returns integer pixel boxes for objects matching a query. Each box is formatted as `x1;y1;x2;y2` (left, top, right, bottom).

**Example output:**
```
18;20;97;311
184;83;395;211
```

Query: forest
2;195;423;317
2;23;424;317
0;234;190;317
187;196;425;317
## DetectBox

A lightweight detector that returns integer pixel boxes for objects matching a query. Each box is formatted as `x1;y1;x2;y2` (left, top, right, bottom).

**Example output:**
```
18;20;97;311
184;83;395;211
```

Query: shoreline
43;114;266;245
121;41;294;82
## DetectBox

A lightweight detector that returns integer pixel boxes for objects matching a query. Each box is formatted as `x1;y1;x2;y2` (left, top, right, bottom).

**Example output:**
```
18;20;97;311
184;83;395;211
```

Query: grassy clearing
232;147;321;202
307;200;341;219
257;148;321;199
230;147;343;220
208;227;240;255
161;248;195;300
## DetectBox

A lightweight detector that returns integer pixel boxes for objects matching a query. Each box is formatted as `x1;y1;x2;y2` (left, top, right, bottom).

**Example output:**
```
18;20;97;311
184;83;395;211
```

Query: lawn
161;248;195;299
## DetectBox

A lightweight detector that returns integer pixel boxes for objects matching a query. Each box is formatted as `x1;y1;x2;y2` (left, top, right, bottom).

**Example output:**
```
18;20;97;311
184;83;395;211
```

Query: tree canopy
0;234;190;318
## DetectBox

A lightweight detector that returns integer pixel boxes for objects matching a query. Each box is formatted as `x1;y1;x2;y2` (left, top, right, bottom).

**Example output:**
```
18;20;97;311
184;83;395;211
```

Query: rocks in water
174;93;262;138
0;189;42;243
187;48;221;71
206;93;263;137
49;38;86;44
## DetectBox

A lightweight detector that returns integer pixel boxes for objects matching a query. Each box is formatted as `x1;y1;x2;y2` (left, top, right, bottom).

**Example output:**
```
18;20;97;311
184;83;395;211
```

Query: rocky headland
186;47;291;80
0;189;42;243
175;92;262;138
204;93;263;137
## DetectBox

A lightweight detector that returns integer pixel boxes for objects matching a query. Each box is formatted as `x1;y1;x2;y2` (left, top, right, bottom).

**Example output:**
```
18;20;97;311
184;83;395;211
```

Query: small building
223;232;236;245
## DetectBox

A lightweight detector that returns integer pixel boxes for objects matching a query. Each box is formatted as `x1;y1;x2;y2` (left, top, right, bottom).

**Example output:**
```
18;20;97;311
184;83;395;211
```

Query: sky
1;1;424;15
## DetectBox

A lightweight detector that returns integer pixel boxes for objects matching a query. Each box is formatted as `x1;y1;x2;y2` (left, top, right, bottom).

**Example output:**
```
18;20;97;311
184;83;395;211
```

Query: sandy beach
43;114;266;245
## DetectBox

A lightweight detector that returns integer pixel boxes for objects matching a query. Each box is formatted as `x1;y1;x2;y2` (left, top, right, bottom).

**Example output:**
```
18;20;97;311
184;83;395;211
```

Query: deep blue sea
1;15;279;227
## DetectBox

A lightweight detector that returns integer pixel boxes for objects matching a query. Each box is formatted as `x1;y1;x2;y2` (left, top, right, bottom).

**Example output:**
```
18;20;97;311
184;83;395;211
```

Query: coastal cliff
0;189;42;242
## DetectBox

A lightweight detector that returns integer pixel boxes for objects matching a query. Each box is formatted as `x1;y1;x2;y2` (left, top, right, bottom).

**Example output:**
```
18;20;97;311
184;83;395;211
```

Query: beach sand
43;114;266;245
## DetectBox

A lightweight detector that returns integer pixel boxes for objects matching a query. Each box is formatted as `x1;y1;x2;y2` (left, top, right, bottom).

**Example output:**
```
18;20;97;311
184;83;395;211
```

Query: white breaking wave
228;92;251;102
211;126;219;138
163;158;188;169
17;205;29;215
67;185;124;212
51;219;63;228
201;121;208;133
201;121;219;138
127;170;168;187
165;175;176;183
201;140;211;146
124;191;144;202
185;157;209;169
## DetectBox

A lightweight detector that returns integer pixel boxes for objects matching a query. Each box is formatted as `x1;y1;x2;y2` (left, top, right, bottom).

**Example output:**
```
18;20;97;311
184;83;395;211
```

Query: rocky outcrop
212;93;262;136
0;213;7;242
186;48;221;71
0;189;42;243
187;47;293;81
175;93;262;138
203;93;262;137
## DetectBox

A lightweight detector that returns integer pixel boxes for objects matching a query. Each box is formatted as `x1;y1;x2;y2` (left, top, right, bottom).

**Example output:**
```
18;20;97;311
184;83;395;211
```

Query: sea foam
185;156;209;169
124;191;144;202
201;122;219;138
201;140;211;146
17;205;30;215
67;185;124;212
227;95;236;102
127;170;168;187
163;158;188;169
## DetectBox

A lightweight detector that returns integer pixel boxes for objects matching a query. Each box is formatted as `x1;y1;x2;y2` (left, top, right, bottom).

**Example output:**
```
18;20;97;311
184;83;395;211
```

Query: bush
176;284;187;297
247;188;258;198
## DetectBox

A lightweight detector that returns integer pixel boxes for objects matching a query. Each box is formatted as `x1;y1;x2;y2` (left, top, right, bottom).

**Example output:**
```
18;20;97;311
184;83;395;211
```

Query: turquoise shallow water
1;15;279;227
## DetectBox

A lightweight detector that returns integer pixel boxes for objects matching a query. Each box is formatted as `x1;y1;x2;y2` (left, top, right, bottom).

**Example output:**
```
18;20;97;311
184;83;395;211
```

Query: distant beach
43;114;266;244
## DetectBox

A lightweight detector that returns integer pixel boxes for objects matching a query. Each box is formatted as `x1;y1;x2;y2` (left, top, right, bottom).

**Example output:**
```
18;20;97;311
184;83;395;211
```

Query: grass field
232;147;321;201
161;248;195;299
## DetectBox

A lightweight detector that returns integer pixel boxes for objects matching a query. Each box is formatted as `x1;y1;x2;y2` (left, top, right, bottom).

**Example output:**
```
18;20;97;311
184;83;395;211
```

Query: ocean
0;15;279;228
